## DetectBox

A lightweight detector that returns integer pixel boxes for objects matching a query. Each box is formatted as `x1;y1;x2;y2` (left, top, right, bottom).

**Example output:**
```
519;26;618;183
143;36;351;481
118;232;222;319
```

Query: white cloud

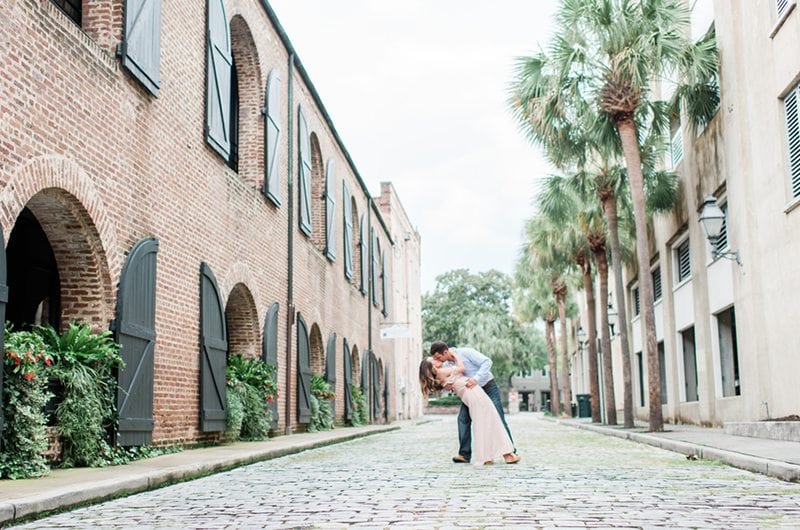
267;0;558;293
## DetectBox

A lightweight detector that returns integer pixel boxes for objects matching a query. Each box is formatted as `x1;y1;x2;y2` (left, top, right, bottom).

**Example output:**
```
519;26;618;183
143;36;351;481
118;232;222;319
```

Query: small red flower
25;372;35;381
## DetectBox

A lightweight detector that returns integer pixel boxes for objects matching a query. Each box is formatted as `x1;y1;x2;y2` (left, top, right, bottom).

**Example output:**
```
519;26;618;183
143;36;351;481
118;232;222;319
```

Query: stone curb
551;418;800;482
0;425;399;526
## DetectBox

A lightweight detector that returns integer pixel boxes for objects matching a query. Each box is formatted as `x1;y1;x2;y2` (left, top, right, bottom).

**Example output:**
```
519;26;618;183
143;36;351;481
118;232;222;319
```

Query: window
227;59;239;172
670;121;684;168
324;161;336;261
658;341;668;404
381;251;388;316
343;183;354;279
777;0;791;17
51;0;81;25
784;82;800;198
717;307;741;397
682;327;698;402
632;286;640;316
675;238;691;283
205;0;233;161
652;266;662;302
297;107;312;236
359;216;368;294
371;230;380;306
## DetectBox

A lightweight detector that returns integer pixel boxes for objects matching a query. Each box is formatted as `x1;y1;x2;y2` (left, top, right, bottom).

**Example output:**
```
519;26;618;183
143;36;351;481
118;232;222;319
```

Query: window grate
785;86;800;198
676;239;691;283
715;204;729;254
671;125;684;168
633;286;640;316
777;0;790;17
652;267;662;301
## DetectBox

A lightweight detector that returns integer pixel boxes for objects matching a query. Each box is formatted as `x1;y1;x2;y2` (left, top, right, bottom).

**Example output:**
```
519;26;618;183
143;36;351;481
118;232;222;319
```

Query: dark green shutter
343;183;353;279
370;353;380;420
200;263;227;432
325;332;336;415
205;0;232;160
121;0;161;95
298;107;312;235
296;314;311;423
263;70;281;205
359;215;368;294
324;161;336;261
262;302;279;430
371;230;379;306
384;364;390;421
0;226;7;447
114;238;158;446
343;339;352;422
381;251;388;317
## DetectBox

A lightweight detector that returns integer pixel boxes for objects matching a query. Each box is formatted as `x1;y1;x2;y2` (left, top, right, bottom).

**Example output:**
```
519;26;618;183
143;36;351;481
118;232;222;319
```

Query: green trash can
577;394;591;418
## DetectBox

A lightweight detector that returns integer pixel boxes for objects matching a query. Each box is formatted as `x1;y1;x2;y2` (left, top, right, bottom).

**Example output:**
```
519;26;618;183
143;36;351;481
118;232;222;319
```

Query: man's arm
461;348;492;387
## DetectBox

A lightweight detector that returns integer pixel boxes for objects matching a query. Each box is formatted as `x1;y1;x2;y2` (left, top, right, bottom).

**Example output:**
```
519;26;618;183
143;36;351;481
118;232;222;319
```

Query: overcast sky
267;1;558;294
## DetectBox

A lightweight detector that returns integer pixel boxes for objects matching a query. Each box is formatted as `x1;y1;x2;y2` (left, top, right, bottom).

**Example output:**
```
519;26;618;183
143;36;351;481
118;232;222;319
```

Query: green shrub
350;384;368;427
225;382;245;442
38;323;123;468
428;394;462;407
239;383;271;440
309;375;334;432
0;327;52;479
225;354;277;441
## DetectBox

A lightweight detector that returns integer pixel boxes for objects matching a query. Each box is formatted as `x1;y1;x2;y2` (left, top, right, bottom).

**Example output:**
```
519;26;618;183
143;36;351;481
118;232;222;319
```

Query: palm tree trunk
594;246;617;425
581;260;601;422
545;319;561;415
602;195;635;428
616;117;663;432
557;294;572;416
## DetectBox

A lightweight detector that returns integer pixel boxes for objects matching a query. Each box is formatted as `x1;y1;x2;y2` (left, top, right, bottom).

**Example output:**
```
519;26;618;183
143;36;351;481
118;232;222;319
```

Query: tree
510;0;718;431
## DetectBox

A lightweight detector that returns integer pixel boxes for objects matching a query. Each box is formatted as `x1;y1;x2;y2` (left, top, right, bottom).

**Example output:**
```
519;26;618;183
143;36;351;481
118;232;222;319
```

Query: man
430;341;515;463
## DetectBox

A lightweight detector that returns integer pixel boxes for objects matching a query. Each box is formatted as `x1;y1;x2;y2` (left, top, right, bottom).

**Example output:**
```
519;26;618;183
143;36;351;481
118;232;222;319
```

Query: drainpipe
367;199;373;423
284;53;295;436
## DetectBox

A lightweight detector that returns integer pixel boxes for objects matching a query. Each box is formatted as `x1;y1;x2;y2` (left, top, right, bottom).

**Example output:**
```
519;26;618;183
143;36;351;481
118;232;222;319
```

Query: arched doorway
224;282;259;358
309;323;324;376
6;189;113;331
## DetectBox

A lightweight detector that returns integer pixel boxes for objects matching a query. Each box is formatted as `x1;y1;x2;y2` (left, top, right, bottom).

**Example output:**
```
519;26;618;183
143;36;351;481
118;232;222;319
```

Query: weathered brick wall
0;0;403;443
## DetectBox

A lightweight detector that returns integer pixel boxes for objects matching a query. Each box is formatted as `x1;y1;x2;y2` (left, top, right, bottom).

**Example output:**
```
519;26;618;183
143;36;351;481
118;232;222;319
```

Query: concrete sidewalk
0;423;400;526
552;417;800;483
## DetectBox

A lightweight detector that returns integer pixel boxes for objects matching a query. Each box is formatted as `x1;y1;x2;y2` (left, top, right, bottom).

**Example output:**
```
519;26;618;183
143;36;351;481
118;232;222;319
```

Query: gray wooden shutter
114;238;158;446
384;364;390;421
263;69;281;205
205;0;232;160
324;160;337;261
200;262;227;432
298;107;312;235
296;313;311;423
325;332;336;416
343;339;352;422
359;215;368;294
262;302;279;430
0;226;7;447
121;0;162;96
370;353;380;419
785;86;800;198
381;251;388;317
343;183;354;279
371;230;380;305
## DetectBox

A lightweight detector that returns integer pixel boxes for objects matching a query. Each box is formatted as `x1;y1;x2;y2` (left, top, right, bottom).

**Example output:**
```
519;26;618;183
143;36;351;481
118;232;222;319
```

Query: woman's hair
419;358;442;396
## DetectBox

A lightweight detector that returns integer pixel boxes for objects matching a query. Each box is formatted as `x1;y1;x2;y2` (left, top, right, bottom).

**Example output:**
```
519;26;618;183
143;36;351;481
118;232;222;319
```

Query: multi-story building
0;0;422;445
573;0;800;427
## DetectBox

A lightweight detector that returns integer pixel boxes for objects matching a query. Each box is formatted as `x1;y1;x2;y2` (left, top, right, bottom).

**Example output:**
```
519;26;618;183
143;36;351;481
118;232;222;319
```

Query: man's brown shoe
452;455;469;463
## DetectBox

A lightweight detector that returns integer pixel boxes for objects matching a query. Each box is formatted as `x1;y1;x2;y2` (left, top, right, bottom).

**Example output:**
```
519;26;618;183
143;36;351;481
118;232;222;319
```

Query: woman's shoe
483;460;494;465
504;454;521;464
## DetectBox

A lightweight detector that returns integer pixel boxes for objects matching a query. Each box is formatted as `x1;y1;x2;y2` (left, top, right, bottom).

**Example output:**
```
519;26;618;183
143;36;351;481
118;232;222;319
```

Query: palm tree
510;0;718;431
514;256;561;415
536;174;604;422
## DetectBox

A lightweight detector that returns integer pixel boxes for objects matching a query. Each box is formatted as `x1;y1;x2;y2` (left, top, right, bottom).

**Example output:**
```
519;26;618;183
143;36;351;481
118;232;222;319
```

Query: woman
419;354;520;465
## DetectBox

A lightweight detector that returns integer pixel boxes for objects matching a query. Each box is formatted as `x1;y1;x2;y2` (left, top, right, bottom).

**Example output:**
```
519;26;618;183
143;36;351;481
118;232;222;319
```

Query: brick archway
225;283;259;359
309;323;324;376
1;156;119;329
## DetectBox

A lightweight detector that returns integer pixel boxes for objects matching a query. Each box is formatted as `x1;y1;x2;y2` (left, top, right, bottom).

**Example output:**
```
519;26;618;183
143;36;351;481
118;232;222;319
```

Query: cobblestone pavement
17;415;800;529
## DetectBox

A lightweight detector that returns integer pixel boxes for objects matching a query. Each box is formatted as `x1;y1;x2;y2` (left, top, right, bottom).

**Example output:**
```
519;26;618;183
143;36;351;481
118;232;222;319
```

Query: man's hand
465;378;477;388
443;382;454;391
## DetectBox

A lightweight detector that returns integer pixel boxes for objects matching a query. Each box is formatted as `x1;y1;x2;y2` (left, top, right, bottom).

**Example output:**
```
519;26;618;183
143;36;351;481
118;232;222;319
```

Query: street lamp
577;326;587;346
607;303;618;336
699;195;741;265
576;326;587;401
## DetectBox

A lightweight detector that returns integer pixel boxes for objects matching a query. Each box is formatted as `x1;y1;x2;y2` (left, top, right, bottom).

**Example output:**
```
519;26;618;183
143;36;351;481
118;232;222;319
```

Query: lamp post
577;326;587;392
607;303;618;337
699;195;742;265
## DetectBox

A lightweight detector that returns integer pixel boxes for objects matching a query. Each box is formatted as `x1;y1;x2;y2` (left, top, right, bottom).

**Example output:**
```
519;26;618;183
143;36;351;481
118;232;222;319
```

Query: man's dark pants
458;379;515;460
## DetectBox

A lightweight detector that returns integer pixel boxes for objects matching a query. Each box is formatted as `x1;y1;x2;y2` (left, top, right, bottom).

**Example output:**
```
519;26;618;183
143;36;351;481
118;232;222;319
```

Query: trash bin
571;403;577;417
577;394;591;418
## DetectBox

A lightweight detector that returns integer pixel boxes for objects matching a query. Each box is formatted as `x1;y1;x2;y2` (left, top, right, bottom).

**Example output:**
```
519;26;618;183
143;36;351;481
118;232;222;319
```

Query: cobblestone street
18;415;800;529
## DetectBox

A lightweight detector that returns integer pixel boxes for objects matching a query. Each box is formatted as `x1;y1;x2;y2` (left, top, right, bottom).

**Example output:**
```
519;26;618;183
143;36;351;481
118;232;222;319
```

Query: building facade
573;0;800;426
0;0;422;445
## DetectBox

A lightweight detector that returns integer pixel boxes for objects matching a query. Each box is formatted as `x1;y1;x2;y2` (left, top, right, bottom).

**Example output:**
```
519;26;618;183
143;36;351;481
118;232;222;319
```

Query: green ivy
0;327;52;479
349;384;368;427
225;383;245;443
225;354;276;442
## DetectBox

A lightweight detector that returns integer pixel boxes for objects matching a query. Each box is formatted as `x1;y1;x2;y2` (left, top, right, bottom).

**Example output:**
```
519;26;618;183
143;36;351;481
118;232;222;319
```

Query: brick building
0;0;422;444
